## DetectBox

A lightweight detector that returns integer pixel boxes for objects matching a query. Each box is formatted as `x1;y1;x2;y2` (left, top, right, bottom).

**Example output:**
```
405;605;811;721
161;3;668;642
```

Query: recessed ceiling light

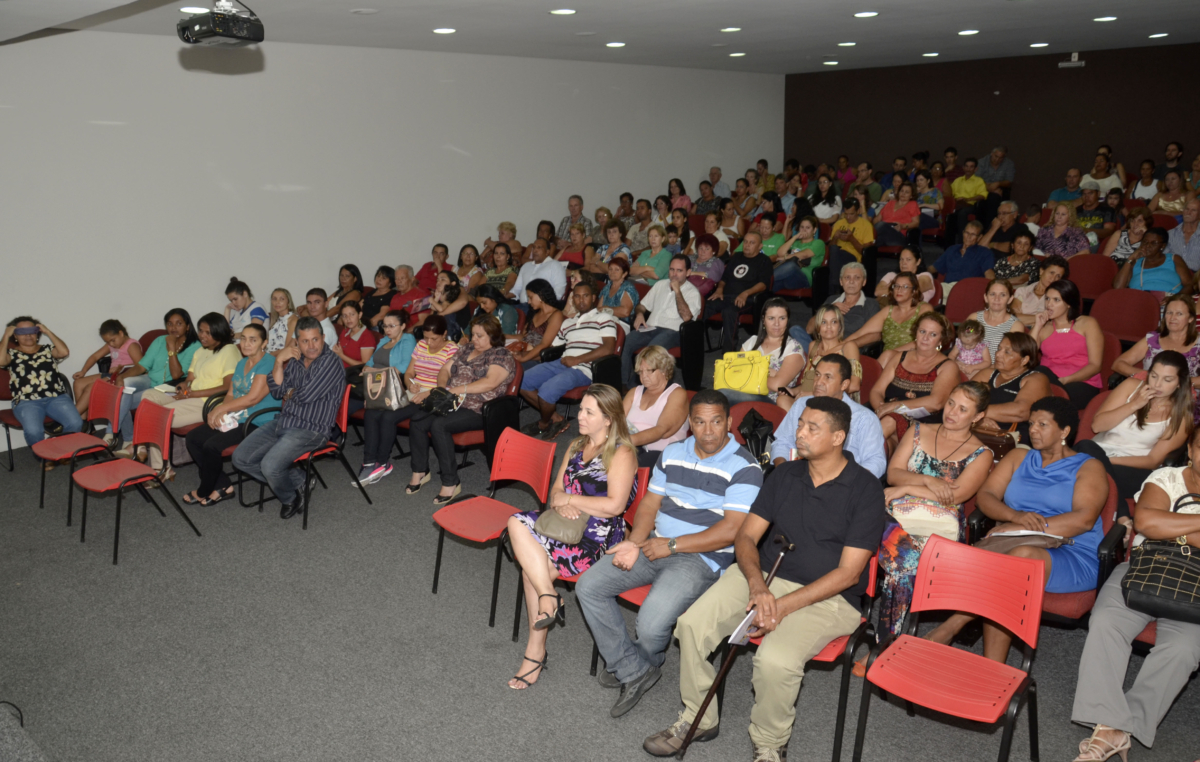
180;6;209;13
922;52;939;57
729;52;745;57
433;28;455;34
1030;42;1048;47
1149;32;1168;38
549;9;576;15
349;8;378;14
574;31;596;36
838;42;856;46
720;27;741;32
824;61;839;65
853;11;878;18
606;42;625;47
1093;16;1117;22
959;29;979;35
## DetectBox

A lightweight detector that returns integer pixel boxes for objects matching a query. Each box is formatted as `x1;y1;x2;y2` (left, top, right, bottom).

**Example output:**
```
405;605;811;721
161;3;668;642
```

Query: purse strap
365;370;384;400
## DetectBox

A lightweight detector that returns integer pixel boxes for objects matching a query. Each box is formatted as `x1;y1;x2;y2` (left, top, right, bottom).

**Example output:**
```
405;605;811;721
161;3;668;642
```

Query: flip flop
198;491;234;507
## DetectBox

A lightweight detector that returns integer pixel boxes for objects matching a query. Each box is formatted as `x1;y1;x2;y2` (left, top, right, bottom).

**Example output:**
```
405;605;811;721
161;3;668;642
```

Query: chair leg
144;489;166;517
337;451;373;505
39;458;47;508
80;491;89;542
832;646;860;762
1;427;13;472
67;473;75;527
488;539;504;627
590;642;600;676
431;527;446;594
996;691;1024;762
112;490;123;565
391;434;409;461
258;483;265;513
1026;681;1039;762
850;669;874;762
313;466;327;490
301;461;313;531
458;446;473;470
512;566;524;643
158;484;202;538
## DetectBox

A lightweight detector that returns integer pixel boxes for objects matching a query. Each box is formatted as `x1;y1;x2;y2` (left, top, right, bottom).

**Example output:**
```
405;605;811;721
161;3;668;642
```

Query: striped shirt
409;339;459;389
552;308;618;380
266;345;344;435
650;434;763;572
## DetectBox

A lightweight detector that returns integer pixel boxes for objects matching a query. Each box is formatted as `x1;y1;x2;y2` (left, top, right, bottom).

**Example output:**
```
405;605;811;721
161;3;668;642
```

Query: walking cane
675;534;796;760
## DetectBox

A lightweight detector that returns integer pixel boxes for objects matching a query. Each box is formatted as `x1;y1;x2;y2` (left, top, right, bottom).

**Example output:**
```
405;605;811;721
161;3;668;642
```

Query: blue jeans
521;359;591;404
11;396;83;448
576;551;719;683
621;327;681;388
117;374;156;440
772;260;810;291
231;419;327;506
788;325;813;355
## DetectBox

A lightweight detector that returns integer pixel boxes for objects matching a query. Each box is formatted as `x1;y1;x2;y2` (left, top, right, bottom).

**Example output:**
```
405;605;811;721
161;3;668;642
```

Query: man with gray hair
390;264;430;318
796;262;878;351
556;194;594;248
705;167;730;199
979;199;1024;255
976;145;1015;227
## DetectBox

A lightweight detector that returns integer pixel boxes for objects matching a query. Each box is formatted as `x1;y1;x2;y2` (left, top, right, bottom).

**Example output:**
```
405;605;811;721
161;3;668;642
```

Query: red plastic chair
516;308;527;334
928;274;944;309
688;214;707;237
1049;384;1071;400
431;429;557;630
859;356;882;402
0;367;75;472
1070;255;1118;305
1099;331;1121;382
1152;214;1178;230
137;329;167;353
32;377;122;514
1091;290;1161;345
1123;198;1147;210
70;401;201;565
449;364;523;471
633;281;651;300
943;277;990;324
851;535;1045;762
730;401;787;446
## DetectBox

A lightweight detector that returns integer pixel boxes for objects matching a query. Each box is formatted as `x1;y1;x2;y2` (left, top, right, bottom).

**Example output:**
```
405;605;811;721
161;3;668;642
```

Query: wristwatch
667;537;677;555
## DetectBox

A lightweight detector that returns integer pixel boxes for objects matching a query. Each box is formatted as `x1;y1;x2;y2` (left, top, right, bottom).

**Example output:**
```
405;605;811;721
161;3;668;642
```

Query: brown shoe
643;715;719;757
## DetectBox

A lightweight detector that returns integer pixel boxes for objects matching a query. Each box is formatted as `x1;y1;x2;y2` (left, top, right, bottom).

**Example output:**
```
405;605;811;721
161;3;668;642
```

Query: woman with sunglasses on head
1;318;82;457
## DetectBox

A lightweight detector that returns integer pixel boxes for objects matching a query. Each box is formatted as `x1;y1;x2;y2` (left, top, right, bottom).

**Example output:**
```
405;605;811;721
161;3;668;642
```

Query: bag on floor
713;351;769;396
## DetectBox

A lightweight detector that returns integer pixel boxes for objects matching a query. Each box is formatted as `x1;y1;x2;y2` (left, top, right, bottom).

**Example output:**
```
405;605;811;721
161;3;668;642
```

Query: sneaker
643;714;719;757
751;744;788;762
597;669;621;689
610;665;660;717
356;464;377;484
361;463;392;486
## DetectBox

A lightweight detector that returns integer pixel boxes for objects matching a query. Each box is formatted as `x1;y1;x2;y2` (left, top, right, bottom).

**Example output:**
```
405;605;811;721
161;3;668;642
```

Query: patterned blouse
694;197;722;215
1035;226;1090;258
5;345;67;402
599;280;640;322
917;187;943;214
484;266;516;292
446;346;516;414
992;254;1039;283
596;243;632;264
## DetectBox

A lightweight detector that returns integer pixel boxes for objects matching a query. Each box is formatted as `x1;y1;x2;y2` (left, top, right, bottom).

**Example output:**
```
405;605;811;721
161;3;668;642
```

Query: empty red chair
859;356;882;402
1099;330;1121;382
688;214;707;237
32;377;123;515
1090;290;1161;345
70;401;201;564
1152;214;1178;230
1123;198;1147;210
943;277;990;324
633;281;651;301
730;401;787;447
1070;254;1118;304
431;429;557;630
851;535;1045;762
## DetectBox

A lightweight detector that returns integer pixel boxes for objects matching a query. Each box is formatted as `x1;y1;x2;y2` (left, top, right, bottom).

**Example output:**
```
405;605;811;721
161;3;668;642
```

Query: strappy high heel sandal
533;593;565;631
508;653;548;690
1073;725;1131;762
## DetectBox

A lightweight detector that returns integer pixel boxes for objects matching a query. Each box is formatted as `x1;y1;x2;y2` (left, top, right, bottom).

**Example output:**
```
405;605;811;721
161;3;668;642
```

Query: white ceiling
7;0;1197;73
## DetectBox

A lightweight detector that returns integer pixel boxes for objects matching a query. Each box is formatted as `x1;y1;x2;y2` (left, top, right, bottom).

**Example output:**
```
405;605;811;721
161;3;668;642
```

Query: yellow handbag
713;351;770;396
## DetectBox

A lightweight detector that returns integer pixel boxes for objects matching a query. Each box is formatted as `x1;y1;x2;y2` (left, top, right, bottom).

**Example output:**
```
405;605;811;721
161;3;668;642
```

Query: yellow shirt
188;344;241;390
951;174;987;202
830;217;875;261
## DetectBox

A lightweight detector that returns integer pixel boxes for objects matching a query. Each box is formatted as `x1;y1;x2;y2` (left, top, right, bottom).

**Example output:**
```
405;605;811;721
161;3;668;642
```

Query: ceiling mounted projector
177;0;264;46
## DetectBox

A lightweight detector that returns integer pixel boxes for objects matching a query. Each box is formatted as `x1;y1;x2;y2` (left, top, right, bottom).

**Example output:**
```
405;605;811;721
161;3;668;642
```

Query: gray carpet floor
3;305;1199;762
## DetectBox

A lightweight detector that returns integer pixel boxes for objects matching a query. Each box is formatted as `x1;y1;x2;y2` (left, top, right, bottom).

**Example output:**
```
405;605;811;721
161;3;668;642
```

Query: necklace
934;424;974;461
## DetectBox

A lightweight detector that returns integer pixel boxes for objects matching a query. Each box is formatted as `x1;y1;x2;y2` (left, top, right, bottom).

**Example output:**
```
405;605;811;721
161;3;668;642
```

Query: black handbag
737;408;775;466
419;387;463;416
1121;492;1200;625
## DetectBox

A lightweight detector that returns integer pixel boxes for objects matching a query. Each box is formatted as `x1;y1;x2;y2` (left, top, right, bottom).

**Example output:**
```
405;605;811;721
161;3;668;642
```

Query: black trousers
705;294;764;352
185;423;254;497
1064;381;1102;411
1074;439;1147;519
409;408;485;487
361;404;423;466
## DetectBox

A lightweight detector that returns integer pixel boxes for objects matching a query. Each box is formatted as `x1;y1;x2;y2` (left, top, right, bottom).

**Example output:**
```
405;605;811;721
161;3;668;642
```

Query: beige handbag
534;505;588;545
363;367;408;411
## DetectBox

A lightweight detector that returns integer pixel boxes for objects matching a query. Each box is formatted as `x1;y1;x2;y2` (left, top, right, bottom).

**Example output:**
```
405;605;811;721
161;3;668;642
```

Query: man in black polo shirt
644;397;885;761
703;230;773;352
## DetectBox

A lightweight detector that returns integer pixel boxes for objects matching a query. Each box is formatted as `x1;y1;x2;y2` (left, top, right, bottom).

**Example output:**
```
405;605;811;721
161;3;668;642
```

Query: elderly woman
971;333;1052;445
1;318;82;453
182;324;275;506
512;279;564;369
1076;351;1193;509
1036;203;1092;259
456;245;486;294
774;215;826;290
469;284;519;336
991;229;1040;286
1112;294;1200;397
797;305;862;396
113;309;202;447
1070;428;1200;760
876;383;993;639
875;247;937;304
506;384;638;689
1099;205;1154;267
591;206;614;246
926;396;1109;663
483;221;524;267
1034;279;1105;409
486;244;519;297
724;298;806;409
362;267;397;330
406;315;517;505
1013;255;1069;327
588;220;631;276
1113;226;1192;296
327;264;364;312
416;243;454;292
623;346;689;468
598;257;639;325
874;182;921;247
870;312;959;447
687;233;725;297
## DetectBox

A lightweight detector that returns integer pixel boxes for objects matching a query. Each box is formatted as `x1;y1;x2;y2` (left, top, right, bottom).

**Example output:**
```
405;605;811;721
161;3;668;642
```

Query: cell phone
777;387;795;399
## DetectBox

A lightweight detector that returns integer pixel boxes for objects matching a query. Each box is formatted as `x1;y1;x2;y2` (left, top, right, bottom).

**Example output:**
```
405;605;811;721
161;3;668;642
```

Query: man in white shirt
705;166;730;200
511;238;567;310
622;255;702;387
520;282;618;439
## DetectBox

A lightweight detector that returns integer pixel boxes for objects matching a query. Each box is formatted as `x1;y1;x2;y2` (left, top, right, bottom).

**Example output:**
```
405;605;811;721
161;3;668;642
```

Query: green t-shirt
138;335;201;385
790;239;827;284
736;233;788;258
635;248;673;284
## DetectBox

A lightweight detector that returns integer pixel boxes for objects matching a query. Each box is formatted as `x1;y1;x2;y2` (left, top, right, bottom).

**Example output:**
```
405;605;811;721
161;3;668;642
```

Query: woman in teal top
183;324;276;506
629;226;672;284
113;308;201;443
1115;227;1191;296
468;286;519;336
774;215;826;289
598;257;640;325
367;311;419;371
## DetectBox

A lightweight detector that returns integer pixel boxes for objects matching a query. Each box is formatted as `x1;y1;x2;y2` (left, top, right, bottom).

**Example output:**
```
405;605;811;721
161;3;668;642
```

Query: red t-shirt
338;326;379;368
390;287;430;319
880;200;920;225
416;261;453;292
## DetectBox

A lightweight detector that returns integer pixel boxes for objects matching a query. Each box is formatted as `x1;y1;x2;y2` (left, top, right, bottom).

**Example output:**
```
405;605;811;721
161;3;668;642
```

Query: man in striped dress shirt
576;390;761;718
232;317;344;520
519;281;617;439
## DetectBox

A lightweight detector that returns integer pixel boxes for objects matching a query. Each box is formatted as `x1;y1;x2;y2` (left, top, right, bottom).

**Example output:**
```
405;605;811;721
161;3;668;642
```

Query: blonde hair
1052;202;1082;229
270;288;295;317
594;206;612;221
635;345;676;380
569;222;587;236
498;221;517;235
812;305;846;341
567;384;635;471
647;224;667;240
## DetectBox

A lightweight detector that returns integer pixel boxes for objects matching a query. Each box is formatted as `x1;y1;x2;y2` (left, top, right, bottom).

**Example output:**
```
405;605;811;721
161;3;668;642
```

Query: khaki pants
674;565;861;749
138;391;206;469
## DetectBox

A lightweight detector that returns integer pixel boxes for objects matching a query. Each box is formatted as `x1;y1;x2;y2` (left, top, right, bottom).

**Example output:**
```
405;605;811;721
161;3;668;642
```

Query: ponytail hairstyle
225;277;252;299
98;319;128;338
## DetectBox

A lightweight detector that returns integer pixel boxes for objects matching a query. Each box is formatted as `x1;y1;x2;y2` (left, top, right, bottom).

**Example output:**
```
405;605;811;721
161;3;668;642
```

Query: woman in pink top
874;182;921;247
1034;279;1105;410
623;346;689;468
72;319;143;416
667;178;692;211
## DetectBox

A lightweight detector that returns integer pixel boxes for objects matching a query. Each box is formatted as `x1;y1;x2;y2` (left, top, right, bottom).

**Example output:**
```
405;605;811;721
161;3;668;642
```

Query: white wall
0;30;783;432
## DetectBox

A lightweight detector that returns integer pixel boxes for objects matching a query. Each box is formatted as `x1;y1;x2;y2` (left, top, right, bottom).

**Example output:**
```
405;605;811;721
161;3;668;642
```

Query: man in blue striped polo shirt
577;389;762;718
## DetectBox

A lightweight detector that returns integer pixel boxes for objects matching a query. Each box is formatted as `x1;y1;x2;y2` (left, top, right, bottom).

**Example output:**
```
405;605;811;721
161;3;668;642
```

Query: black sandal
199;489;235;507
406;472;431;495
508;653;548;690
181;491;202;505
533;593;565;631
